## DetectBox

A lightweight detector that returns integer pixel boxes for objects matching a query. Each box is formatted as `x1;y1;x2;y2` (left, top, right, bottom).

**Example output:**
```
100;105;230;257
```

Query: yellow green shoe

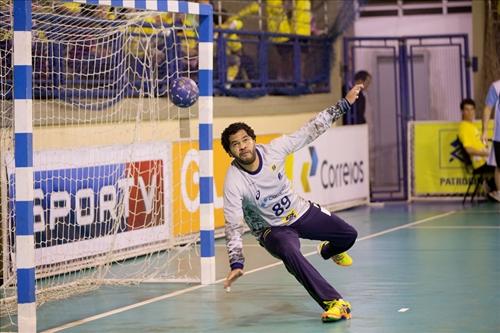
321;299;352;322
317;241;353;267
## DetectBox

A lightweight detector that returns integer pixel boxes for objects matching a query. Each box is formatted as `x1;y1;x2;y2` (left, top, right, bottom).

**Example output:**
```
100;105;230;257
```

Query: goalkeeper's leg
259;227;351;321
291;203;358;265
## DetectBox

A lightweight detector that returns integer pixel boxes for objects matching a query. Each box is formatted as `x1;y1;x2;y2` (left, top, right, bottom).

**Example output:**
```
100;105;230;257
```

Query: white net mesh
1;0;204;318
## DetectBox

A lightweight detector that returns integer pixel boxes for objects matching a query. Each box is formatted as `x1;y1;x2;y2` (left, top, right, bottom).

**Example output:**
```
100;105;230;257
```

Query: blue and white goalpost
197;5;216;286
13;1;36;332
4;1;215;331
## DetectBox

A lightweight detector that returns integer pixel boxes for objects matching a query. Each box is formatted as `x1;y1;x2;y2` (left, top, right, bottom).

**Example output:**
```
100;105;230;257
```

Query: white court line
42;210;456;333
410;226;500;229
215;243;318;247
458;210;500;213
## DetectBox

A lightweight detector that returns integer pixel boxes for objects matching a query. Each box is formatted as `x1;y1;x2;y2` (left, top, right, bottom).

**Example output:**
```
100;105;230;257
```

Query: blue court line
41;210;457;333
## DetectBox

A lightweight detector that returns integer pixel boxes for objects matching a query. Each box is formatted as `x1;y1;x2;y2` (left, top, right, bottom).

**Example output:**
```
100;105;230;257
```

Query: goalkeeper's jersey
223;98;351;269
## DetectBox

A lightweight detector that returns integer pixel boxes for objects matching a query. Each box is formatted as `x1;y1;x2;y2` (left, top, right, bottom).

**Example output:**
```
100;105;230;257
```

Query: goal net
0;0;214;321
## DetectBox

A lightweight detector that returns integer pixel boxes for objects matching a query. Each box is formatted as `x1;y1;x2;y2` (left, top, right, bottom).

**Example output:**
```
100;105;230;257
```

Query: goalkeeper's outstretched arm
268;84;364;157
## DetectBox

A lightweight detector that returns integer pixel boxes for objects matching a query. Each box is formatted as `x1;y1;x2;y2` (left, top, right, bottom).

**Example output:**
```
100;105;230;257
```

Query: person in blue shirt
481;79;500;202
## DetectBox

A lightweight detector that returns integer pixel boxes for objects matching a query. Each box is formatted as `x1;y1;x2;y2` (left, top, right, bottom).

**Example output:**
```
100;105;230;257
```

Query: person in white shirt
221;84;363;322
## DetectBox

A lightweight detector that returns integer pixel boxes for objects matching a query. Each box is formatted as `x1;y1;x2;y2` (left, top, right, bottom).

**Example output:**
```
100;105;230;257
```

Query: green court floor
2;202;499;332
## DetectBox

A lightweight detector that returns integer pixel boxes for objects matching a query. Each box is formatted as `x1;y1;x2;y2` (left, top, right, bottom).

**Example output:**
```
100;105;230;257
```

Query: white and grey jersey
223;98;351;269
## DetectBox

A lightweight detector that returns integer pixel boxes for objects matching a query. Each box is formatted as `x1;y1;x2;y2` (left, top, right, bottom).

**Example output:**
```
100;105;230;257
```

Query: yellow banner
413;121;493;195
172;134;279;236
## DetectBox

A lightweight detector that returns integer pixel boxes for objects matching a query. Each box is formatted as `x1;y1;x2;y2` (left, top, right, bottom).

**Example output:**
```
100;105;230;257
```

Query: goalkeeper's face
229;129;257;165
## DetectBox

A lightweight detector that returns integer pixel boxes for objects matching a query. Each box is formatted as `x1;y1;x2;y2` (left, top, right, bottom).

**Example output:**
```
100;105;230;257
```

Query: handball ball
169;77;199;108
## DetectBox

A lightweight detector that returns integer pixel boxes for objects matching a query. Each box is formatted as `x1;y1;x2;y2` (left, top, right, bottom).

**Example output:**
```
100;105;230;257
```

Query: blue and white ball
169;77;199;108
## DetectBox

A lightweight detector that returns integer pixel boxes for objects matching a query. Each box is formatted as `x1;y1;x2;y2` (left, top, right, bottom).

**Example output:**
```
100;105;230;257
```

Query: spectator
351;70;371;124
342;70;371;125
179;14;199;74
216;9;255;89
232;0;292;43
292;0;312;84
481;80;500;202
231;0;293;81
292;0;312;37
458;98;496;196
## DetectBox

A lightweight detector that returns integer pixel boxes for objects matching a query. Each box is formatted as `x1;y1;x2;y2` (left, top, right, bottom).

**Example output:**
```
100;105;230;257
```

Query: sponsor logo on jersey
282;209;297;223
260;185;287;208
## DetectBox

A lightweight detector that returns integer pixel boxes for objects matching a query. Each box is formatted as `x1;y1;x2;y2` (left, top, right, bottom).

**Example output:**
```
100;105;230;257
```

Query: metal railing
0;28;332;101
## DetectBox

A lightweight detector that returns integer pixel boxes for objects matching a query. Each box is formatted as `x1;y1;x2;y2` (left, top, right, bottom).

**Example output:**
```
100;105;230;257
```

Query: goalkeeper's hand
224;268;244;290
345;84;364;105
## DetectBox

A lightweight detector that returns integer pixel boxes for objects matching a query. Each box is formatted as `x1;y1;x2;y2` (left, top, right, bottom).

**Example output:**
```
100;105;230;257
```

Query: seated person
458;98;496;194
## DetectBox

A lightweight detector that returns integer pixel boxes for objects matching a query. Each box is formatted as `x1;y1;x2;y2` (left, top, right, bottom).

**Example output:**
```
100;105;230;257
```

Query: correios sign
292;125;370;205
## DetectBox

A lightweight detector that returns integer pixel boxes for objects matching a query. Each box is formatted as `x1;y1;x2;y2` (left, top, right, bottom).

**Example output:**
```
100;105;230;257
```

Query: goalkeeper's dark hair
221;122;256;155
460;98;476;110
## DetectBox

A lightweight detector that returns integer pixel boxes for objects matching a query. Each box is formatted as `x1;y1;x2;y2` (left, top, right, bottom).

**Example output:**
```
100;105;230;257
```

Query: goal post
2;0;214;330
13;1;36;332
